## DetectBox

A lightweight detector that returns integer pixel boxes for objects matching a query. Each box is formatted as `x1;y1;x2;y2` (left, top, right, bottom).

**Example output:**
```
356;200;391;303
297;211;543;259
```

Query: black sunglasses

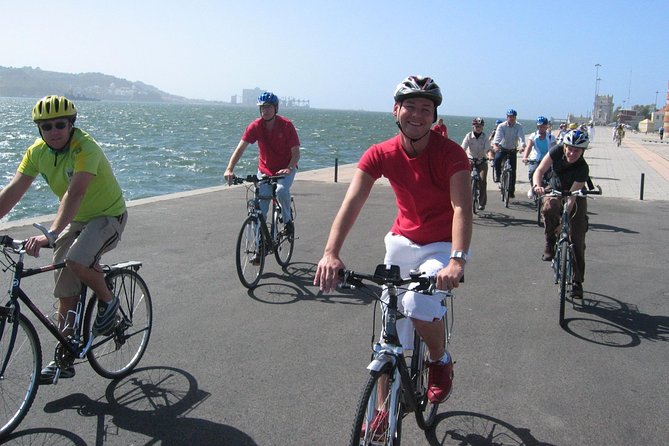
39;121;69;132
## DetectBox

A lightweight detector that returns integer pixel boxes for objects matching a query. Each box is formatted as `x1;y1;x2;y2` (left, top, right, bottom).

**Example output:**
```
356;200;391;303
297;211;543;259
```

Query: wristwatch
450;250;468;263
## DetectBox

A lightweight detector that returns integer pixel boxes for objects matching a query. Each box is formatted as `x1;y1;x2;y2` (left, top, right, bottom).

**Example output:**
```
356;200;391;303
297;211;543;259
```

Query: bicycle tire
349;365;402;446
536;196;543;227
471;178;479;215
85;269;153;379
235;216;266;288
273;206;294;267
0;313;41;440
558;241;569;327
411;332;439;430
502;171;510;208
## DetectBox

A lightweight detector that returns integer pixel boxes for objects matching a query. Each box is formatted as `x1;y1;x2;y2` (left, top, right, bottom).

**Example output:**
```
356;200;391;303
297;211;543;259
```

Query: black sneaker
571;282;584;301
93;297;119;336
284;221;294;237
39;361;75;384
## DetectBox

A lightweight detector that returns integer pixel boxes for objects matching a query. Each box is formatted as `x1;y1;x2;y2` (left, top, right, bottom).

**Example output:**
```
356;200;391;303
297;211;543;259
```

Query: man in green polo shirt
0;95;127;383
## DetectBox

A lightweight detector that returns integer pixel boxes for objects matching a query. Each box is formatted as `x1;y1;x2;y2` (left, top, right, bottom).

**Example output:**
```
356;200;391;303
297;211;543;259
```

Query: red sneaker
427;357;454;403
361;409;388;440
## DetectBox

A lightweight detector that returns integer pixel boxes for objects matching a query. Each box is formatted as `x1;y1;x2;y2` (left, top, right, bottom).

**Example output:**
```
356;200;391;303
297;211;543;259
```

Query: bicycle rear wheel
236;216;266;288
558;241;570;327
411;332;439;430
0;312;41;440
349;365;402;446
85;269;152;379
273;205;294;267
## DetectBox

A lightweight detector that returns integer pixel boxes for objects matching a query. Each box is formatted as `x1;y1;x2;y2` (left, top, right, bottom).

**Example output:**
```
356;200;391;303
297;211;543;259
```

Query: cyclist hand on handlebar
435;260;464;291
314;253;345;293
23;234;49;258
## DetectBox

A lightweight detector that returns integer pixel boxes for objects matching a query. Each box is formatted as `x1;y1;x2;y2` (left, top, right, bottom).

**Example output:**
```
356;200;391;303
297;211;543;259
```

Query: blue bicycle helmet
506;108;517;116
495;119;503;125
257;92;279;107
563;130;589;149
536;116;549;125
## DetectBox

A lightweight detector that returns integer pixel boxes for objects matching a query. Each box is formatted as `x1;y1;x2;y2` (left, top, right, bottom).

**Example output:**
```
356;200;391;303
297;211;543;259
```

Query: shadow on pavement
426;410;556;445
40;366;257;445
563;291;669;346
245;261;377;306
2;427;87;445
588;222;639;234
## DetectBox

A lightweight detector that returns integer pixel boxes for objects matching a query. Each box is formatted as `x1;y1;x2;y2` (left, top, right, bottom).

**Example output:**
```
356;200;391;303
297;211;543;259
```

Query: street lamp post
593;64;601;123
655;90;660;111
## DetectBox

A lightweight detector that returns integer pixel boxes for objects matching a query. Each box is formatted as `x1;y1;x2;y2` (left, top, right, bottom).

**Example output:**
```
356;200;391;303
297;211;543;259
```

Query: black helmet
394;76;442;107
472;117;484;126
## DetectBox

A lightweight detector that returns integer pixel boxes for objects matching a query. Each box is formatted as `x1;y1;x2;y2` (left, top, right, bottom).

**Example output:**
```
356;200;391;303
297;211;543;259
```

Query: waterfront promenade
1;127;667;445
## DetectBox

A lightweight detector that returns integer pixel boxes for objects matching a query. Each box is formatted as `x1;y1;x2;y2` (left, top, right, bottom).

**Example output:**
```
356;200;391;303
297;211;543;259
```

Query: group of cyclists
0;78;598;440
462;112;594;302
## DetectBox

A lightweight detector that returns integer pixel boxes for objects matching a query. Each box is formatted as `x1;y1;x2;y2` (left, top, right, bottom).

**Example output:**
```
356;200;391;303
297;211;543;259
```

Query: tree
632;104;654;119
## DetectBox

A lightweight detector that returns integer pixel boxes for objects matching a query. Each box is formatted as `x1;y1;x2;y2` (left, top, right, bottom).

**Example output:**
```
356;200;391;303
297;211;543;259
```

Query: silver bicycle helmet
563;130;589;149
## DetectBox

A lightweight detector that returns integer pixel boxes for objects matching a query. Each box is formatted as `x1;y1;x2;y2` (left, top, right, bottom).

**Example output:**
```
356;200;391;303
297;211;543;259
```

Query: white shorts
380;232;455;348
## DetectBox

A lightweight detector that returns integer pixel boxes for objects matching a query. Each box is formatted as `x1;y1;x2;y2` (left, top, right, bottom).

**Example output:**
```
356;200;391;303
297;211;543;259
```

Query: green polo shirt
18;128;126;222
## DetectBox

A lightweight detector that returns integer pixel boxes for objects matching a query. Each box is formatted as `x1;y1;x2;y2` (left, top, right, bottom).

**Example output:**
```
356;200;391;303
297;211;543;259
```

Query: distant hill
0;66;189;103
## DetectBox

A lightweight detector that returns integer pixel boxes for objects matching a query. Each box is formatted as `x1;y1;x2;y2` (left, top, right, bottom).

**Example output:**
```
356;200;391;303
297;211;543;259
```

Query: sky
2;0;668;120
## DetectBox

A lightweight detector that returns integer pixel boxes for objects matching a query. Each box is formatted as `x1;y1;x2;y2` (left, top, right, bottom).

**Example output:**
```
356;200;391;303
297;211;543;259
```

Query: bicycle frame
343;265;456;442
241;175;288;251
1;254;92;378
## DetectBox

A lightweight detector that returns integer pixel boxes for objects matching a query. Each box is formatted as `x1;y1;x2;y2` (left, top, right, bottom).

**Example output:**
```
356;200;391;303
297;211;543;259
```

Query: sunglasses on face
39;121;69;132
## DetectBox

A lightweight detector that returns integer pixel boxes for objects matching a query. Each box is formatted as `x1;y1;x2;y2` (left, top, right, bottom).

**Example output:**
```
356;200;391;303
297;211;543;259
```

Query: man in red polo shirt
224;92;300;234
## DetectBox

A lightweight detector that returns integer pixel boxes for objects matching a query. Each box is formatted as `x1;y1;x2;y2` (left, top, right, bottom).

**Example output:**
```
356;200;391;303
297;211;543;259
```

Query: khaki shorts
53;211;128;298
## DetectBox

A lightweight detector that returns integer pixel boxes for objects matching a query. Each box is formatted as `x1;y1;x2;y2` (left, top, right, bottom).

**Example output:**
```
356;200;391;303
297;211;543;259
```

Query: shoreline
2;126;668;231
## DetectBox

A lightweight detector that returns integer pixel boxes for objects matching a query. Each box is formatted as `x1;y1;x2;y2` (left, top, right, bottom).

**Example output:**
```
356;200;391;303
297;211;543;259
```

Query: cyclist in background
0;95;127;382
224;92;300;235
461;117;493;210
489;118;503;145
314;75;472;408
532;130;591;300
492;109;526;198
432;117;448;138
524;116;556;199
614;123;625;145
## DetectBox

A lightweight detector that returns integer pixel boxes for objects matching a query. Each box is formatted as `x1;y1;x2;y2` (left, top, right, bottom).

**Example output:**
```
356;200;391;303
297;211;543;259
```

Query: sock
430;351;450;364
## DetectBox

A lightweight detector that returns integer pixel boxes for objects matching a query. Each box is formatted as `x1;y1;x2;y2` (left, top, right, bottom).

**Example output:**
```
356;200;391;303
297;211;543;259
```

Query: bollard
640;173;645;200
334;158;339;183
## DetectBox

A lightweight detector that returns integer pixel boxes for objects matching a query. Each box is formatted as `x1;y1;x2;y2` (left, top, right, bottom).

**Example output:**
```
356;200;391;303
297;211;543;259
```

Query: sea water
0;97;534;222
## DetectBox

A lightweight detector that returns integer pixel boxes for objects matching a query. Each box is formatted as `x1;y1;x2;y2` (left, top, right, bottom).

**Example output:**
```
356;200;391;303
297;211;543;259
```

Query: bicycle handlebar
543;185;602;198
339;266;437;293
231;174;287;186
541;185;602;198
0;223;55;253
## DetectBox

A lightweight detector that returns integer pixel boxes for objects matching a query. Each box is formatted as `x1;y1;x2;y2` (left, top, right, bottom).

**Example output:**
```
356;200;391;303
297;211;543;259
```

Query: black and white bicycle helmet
563;130;589;149
394;76;442;107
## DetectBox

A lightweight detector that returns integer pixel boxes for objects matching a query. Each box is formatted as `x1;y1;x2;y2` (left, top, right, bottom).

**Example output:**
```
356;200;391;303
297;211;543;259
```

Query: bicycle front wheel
502;171;510;208
412;333;439;430
85;269;153;379
349;365;402;446
536;196;543;227
471;178;479;215
236;216;266;288
558;241;570;327
273;206;294;267
0;312;41;441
